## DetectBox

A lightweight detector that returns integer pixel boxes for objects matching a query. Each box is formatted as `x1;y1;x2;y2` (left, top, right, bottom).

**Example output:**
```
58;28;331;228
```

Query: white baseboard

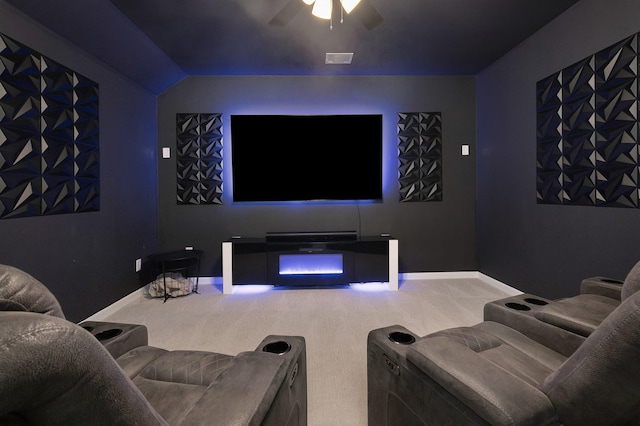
400;271;522;295
84;271;521;321
83;287;147;322
400;271;478;280
197;276;221;285
475;272;523;296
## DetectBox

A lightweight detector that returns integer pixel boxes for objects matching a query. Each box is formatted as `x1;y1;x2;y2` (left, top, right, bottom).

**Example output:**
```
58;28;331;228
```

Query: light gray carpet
100;277;516;426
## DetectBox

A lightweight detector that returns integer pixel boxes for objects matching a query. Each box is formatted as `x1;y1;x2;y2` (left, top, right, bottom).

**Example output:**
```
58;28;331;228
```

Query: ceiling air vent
325;52;354;64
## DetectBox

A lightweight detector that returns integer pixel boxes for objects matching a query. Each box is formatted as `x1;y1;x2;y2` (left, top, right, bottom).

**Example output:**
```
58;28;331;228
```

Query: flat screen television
230;114;383;202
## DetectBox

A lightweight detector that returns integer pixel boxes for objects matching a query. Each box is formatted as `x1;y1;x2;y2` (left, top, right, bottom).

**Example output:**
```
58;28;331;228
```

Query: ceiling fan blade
269;0;305;26
351;0;384;30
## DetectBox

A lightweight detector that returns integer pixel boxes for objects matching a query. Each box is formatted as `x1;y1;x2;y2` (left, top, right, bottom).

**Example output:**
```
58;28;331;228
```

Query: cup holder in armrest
82;325;95;332
601;278;623;284
523;298;548;306
94;328;123;341
388;331;416;345
263;341;291;355
505;302;531;311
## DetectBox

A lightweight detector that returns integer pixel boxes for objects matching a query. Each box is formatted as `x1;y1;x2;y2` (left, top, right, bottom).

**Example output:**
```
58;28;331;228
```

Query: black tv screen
230;114;383;202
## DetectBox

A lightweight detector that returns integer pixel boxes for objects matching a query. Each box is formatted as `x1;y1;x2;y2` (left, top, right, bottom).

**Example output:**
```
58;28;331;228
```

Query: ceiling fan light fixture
311;0;332;20
340;0;361;14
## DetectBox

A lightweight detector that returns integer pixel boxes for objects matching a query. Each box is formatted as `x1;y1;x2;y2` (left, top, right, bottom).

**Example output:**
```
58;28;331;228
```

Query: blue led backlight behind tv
279;254;344;275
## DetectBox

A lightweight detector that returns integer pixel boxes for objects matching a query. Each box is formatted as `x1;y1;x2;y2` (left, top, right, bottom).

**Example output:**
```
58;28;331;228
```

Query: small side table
148;249;203;302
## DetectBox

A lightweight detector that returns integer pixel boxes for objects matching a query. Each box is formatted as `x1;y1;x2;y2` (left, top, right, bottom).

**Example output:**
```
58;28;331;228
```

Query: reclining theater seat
483;259;640;356
0;264;307;426
368;288;640;426
534;259;640;335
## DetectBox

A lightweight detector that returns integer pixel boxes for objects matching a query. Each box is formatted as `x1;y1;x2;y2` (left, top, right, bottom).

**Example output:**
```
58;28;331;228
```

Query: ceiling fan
268;0;384;30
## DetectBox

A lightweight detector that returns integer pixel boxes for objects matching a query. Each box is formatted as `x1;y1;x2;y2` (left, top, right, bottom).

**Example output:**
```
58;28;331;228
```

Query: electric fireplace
222;231;399;293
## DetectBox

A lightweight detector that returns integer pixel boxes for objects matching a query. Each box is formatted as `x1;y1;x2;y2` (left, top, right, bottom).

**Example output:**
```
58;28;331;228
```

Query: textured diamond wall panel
537;33;640;208
593;35;639;207
562;57;596;206
176;113;223;205
0;33;99;219
536;72;564;204
398;112;442;202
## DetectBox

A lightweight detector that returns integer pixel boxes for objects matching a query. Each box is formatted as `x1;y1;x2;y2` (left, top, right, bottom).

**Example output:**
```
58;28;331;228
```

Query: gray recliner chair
484;259;640;355
0;264;307;426
368;285;640;425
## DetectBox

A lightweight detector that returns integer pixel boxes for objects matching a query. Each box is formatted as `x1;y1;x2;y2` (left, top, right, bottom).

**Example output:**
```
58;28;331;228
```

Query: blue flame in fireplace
279;254;343;275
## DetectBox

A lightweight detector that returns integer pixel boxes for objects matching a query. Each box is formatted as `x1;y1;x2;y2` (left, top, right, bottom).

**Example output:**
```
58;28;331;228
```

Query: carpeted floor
99;276;517;426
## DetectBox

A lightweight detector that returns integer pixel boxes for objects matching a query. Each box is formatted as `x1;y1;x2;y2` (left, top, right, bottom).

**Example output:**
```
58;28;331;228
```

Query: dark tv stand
222;232;398;294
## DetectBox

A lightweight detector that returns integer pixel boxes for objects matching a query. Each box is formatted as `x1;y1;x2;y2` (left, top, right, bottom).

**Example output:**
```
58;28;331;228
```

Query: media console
221;232;398;294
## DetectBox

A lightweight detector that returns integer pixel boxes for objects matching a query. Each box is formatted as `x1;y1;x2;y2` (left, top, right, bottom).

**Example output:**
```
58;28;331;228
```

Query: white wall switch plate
135;258;142;272
185;246;193;250
461;145;470;156
162;147;171;159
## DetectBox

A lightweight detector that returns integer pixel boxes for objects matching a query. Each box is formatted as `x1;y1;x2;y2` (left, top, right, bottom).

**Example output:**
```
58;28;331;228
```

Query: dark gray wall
0;2;159;321
477;0;640;297
157;75;477;276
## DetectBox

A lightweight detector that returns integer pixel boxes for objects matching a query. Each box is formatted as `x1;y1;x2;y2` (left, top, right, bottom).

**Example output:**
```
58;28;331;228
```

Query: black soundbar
265;231;358;243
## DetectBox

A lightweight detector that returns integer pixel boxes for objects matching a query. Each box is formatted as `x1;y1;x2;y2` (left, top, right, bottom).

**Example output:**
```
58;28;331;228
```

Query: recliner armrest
79;320;148;359
406;337;558;426
580;277;623;300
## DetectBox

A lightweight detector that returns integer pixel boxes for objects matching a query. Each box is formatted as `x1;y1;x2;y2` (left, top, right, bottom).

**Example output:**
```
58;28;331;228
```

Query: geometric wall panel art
398;112;443;202
537;33;639;208
0;33;99;219
176;113;223;205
